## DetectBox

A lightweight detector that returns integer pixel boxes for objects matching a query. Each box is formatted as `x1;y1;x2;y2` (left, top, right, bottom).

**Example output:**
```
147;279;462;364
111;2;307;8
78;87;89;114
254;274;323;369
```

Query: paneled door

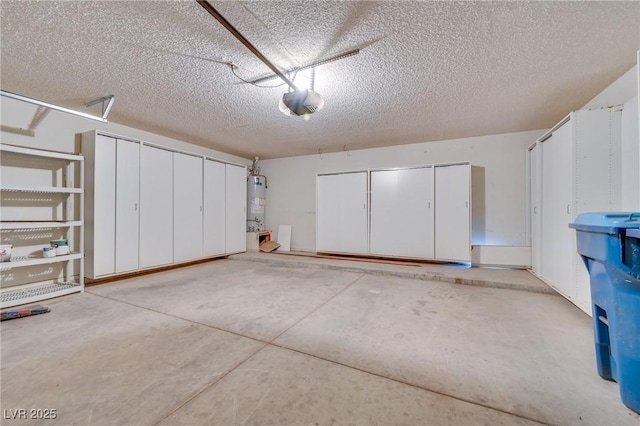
140;145;174;268
225;163;247;254
540;122;573;298
435;164;471;261
203;159;226;257
370;167;434;258
114;138;140;273
173;152;203;263
316;171;368;254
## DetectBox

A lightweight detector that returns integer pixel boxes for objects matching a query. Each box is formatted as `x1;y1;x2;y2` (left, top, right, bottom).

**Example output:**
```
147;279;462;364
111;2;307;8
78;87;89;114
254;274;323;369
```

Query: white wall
260;129;545;253
0;96;249;165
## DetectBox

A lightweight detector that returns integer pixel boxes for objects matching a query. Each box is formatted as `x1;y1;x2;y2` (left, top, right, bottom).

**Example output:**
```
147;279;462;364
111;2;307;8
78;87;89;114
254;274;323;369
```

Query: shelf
0;185;83;194
0;143;84;162
1;281;82;309
0;221;83;230
0;253;83;270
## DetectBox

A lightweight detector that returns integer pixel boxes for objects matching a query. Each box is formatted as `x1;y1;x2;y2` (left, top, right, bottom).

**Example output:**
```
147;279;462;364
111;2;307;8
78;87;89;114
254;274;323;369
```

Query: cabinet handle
428;202;431;208
534;206;537;214
566;204;571;214
134;203;138;211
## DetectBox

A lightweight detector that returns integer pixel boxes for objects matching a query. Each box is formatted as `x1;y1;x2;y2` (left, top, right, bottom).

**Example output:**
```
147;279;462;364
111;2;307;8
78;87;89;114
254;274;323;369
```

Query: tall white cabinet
140;145;174;268
173;153;203;263
370;167;434;258
225;163;247;254
316;171;369;254
84;133;140;278
435;163;471;262
82;130;247;280
203;159;226;257
115;139;140;273
529;109;622;314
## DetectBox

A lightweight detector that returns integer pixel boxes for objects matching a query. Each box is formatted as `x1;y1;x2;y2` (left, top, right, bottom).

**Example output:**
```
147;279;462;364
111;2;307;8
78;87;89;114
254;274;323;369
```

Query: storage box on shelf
0;143;84;308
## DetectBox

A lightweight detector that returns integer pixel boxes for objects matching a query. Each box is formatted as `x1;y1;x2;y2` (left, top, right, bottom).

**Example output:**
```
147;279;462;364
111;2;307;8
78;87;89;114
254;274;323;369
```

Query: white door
337;172;368;254
225;163;247;254
316;172;368;254
540;122;573;298
316;174;340;252
530;144;541;275
435;164;471;261
139;145;174;268
115;139;140;273
370;167;434;258
173;153;203;263
203;159;226;257
92;134;116;276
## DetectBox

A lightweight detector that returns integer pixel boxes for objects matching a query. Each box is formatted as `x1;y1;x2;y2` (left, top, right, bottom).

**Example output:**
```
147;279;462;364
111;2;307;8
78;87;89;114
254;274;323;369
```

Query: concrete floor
1;256;639;425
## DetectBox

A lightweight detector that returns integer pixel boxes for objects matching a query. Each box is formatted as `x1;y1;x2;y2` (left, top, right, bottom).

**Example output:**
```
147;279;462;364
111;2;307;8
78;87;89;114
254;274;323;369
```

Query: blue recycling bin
570;212;640;413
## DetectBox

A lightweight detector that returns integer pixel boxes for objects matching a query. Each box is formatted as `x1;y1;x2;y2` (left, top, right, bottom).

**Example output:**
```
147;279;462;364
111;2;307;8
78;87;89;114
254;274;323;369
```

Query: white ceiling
1;1;639;159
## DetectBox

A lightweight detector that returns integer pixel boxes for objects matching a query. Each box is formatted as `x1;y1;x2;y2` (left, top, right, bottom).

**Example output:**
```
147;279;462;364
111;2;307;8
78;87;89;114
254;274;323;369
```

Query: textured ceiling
1;1;639;159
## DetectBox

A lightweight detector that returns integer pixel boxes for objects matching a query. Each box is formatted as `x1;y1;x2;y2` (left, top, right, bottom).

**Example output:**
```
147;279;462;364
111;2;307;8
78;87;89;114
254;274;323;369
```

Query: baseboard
471;245;531;268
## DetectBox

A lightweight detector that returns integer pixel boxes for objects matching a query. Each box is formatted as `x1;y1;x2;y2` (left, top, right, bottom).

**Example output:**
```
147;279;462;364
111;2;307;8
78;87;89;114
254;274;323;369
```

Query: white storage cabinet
173;152;203;263
203;159;226;257
316;171;369;254
434;163;471;262
530;108;622;314
83;133;140;279
225;163;247;254
0;144;84;308
370;166;434;258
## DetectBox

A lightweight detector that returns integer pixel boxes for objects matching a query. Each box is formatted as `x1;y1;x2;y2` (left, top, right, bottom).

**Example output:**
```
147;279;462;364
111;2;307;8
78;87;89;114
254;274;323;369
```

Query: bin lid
569;212;640;234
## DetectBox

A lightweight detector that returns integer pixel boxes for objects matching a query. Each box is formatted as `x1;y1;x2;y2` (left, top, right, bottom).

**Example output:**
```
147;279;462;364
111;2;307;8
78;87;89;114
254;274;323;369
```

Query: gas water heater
247;157;267;232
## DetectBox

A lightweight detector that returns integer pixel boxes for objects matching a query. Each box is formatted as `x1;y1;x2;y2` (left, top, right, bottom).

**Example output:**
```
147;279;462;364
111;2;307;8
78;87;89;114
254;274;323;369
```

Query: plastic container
42;246;56;258
570;212;640;413
0;244;12;262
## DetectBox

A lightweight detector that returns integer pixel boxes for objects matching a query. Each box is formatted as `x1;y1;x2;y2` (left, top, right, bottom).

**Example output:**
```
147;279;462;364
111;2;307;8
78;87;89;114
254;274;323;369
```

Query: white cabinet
140;145;174;268
82;131;246;280
435;164;471;262
83;132;140;278
84;133;116;277
531;109;622;314
370;167;434;258
173;153;203;263
0;144;84;308
225;163;247;254
540;121;573;298
529;144;541;275
115;139;140;273
316;171;369;254
203;159;226;257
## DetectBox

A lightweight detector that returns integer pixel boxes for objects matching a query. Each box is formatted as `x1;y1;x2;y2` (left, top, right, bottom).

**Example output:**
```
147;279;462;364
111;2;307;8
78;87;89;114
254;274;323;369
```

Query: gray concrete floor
1;256;639;425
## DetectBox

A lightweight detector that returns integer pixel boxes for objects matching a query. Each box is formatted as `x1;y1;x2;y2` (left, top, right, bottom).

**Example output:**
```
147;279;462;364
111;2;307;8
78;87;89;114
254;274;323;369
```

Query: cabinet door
203;160;226;257
529;145;541;275
115;139;140;273
435;164;471;261
316;172;368;254
370;167;434;258
225;163;247;254
540;122;573;298
92;134;116;277
316;174;339;252
139;145;174;268
173;153;203;263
